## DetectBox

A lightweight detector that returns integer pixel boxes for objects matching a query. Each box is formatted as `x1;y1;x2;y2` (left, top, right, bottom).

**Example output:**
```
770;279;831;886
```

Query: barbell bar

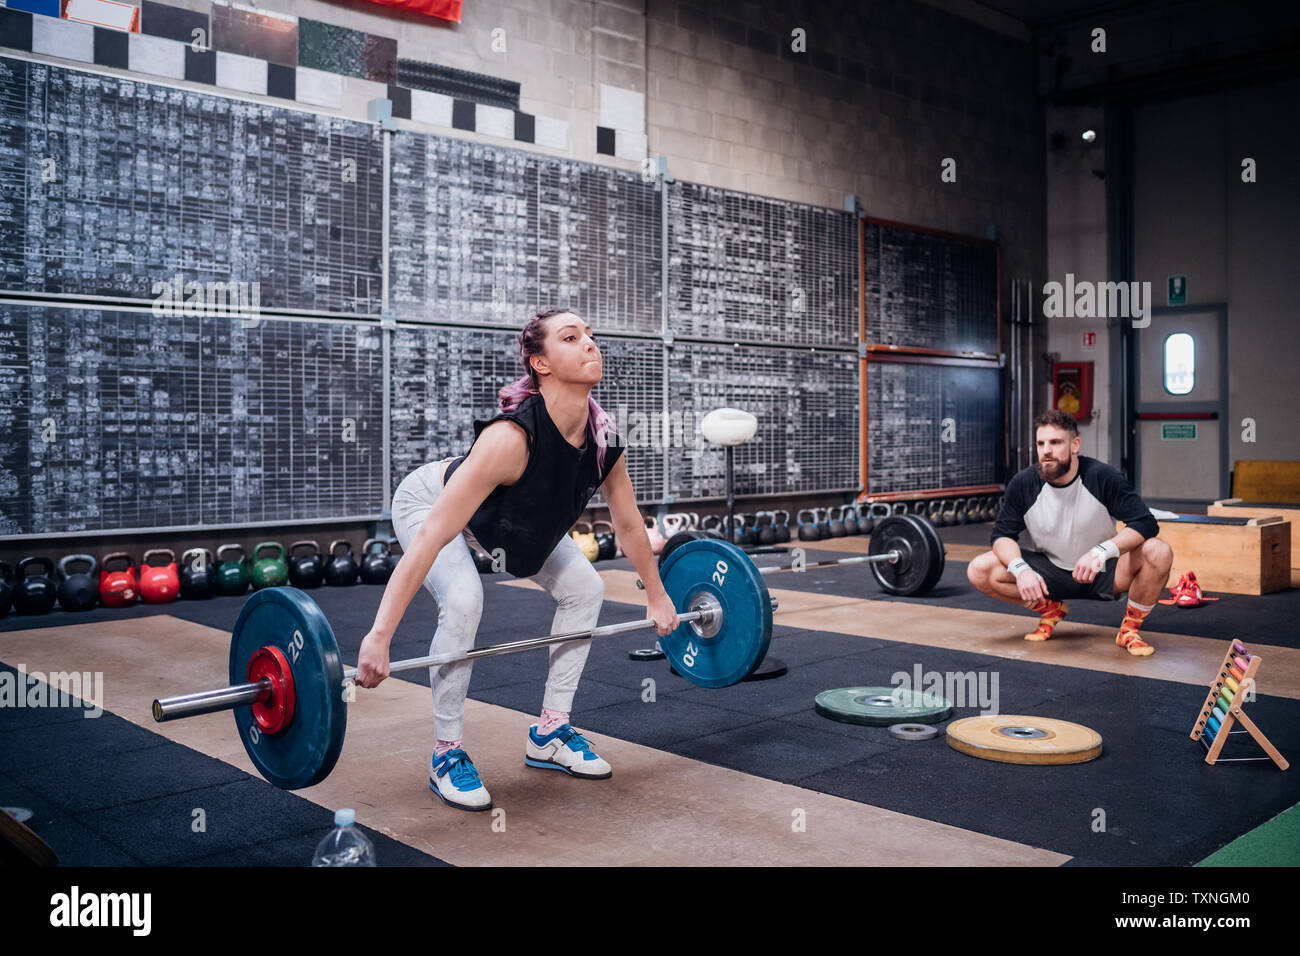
649;514;946;597
149;538;777;790
153;600;763;723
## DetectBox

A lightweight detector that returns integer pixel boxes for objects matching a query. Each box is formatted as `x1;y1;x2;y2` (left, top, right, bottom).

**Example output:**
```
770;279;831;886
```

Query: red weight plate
246;645;296;736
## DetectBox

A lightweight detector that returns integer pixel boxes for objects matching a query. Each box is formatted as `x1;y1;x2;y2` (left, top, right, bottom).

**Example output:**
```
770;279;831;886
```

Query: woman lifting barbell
353;307;679;811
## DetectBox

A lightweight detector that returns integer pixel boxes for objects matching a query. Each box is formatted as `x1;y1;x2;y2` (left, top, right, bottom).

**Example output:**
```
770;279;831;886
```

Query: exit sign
1082;331;1097;349
1161;423;1198;441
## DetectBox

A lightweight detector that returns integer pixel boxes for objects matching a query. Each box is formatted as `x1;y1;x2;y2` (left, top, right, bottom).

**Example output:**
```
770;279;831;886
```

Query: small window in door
1164;332;1195;395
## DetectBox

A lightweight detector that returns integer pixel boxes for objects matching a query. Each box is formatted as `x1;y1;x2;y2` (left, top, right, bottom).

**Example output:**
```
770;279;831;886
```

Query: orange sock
1024;598;1068;641
1116;599;1155;656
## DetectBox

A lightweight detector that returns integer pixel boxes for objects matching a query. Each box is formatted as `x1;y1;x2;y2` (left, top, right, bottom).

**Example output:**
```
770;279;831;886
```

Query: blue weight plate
230;588;346;790
658;539;772;688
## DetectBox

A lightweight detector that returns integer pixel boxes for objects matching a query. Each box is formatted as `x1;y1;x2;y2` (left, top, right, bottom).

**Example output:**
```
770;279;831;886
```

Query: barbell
152;539;776;790
655;514;945;597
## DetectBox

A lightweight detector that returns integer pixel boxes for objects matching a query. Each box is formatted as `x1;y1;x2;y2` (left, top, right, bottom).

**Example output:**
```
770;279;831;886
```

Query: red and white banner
362;0;462;22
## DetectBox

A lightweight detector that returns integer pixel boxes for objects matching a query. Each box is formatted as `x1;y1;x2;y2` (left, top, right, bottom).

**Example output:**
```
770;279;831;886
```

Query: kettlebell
288;540;325;589
360;539;393;585
928;500;945;527
941;496;961;528
592;520;616;561
140;549;180;604
742;513;761;547
56;554;99;612
796;509;820;541
854;503;872;536
871;503;891;533
571;521;600;562
251;542;288;590
642;515;668;555
828;506;845;538
819;507;836;539
471;548;494;573
179;548;218;599
840;504;859;536
325;540;359;587
954;498;970;524
758;511;777;546
216;544;251;596
699;514;724;539
99;552;139;608
386;538;403;571
13;557;57;615
773;509;791;543
0;561;13;618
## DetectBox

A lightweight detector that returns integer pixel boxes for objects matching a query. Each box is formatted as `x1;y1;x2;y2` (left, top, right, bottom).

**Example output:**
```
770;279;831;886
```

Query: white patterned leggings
390;459;604;742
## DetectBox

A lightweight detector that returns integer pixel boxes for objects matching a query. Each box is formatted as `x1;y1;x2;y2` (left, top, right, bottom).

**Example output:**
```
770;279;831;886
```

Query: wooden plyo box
1208;499;1300;571
1120;515;1291;595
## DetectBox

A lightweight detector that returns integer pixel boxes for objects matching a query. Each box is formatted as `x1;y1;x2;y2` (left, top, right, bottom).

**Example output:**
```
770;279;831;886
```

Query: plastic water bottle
311;809;376;866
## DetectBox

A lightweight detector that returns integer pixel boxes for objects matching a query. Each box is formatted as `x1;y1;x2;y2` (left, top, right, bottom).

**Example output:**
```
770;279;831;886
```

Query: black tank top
442;393;624;577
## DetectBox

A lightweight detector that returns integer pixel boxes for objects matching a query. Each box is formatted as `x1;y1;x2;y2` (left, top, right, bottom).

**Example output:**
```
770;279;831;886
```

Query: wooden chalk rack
1190;639;1288;769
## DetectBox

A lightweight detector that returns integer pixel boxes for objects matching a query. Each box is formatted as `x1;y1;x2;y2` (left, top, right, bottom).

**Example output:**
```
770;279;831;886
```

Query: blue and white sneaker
429;749;492;811
525;724;612;779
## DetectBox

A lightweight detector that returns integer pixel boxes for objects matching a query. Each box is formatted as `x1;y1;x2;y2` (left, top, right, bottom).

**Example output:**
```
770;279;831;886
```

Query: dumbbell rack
1189;640;1288;769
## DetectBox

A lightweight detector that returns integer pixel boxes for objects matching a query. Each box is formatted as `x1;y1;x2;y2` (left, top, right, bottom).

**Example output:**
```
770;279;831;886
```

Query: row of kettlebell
0;539;406;617
569;520;620;563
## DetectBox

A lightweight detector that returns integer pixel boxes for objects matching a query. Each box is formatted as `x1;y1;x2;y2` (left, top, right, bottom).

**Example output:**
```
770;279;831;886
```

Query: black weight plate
657;529;714;569
867;515;944;596
629;647;665;661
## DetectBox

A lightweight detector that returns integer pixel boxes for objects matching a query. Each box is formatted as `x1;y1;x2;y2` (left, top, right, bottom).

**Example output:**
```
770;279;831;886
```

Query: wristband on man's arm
1092;540;1120;562
1007;558;1031;578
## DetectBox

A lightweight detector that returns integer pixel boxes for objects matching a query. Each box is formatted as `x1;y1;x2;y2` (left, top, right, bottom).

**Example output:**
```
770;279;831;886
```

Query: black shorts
1021;550;1124;602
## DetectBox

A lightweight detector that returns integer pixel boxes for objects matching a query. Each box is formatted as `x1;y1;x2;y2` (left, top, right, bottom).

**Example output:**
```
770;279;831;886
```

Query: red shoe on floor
1158;571;1219;607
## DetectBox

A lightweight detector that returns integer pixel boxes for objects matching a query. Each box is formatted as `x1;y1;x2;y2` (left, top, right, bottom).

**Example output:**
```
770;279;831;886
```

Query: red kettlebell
140;548;180;604
99;552;139;608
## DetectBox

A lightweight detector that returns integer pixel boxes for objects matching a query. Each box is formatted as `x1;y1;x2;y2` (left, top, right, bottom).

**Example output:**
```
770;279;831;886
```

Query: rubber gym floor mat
0;663;447;866
1196;800;1300;866
0;619;1066;866
465;623;1300;866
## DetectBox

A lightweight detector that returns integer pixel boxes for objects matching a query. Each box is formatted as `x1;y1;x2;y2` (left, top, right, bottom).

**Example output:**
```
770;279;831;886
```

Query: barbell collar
153;678;271;723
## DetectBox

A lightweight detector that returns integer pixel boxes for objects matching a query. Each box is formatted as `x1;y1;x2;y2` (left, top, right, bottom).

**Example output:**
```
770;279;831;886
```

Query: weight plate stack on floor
814;686;953;726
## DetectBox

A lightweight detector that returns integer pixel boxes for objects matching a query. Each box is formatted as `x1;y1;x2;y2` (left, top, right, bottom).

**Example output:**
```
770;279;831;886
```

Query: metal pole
153;680;271;722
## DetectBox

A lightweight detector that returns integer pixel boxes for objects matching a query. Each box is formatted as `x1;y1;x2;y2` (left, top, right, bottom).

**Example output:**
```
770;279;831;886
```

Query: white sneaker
525;724;612;779
429;749;492;811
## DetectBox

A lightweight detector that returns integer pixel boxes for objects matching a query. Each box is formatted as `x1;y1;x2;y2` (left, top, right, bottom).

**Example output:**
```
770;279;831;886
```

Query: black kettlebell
13;557;57;615
772;509;791;543
870;503;891;534
325;540;359;586
758;511;777;546
387;538;403;570
472;548;494;573
841;504;859;536
592;520;616;561
892;502;909;516
56;554;99;612
0;561;13;618
699;514;725;540
796;509;819;541
828;506;845;537
288;540;325;589
856;503;874;535
179;548;218;599
818;507;836;539
359;538;392;585
928;500;945;527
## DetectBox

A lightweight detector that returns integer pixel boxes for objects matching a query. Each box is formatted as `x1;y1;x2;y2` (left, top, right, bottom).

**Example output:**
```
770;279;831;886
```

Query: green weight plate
814;686;953;726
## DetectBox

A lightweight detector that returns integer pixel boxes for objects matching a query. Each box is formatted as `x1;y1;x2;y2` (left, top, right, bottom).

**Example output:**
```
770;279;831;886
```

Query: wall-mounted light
1081;129;1097;143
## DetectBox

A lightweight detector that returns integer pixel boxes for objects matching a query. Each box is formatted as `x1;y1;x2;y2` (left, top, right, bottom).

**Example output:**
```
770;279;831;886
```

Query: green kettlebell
251;541;288;590
216;544;251;596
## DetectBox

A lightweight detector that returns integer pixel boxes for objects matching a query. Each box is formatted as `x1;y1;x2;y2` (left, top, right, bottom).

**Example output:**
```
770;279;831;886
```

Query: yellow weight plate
946;715;1103;765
